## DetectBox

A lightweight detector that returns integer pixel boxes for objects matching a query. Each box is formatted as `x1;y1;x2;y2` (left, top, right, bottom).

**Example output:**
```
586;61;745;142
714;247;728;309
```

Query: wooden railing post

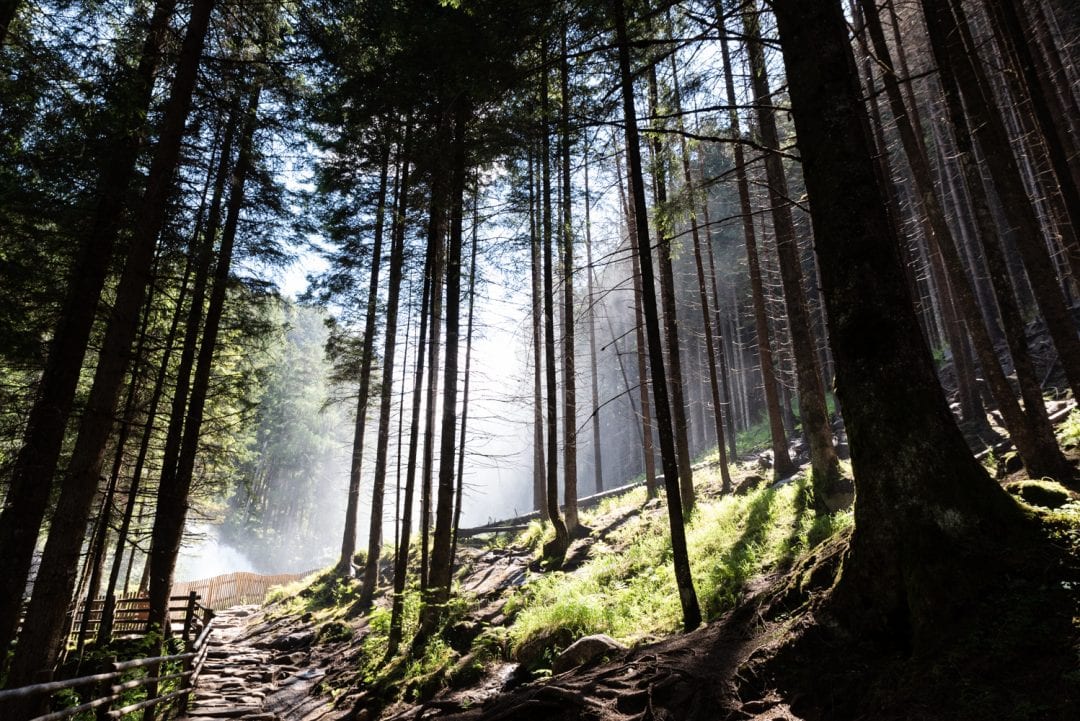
95;657;117;721
179;591;194;643
98;593;116;645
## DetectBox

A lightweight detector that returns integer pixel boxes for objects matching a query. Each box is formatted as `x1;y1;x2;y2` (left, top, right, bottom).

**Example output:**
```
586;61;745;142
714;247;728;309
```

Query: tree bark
612;0;700;632
541;41;570;563
615;150;658;498
418;97;469;646
852;0;990;432
450;177;480;573
646;65;696;514
100;217;197;643
358;135;410;611
338;143;392;577
386;163;441;659
147;83;260;631
560;25;582;537
419;173;446;591
530;148;548;518
668;41;732;490
928;16;1071;478
913;0;1072;479
0;0;177;660
718;24;795;479
698;164;739;461
773;0;1024;648
5;0;215;691
743;1;842;510
931;0;1080;402
985;0;1080;245
584;144;604;494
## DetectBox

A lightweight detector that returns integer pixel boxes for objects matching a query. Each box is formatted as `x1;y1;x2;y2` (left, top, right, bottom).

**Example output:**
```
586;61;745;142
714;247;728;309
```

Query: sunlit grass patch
508;469;852;659
265;568;326;605
1056;408;1080;449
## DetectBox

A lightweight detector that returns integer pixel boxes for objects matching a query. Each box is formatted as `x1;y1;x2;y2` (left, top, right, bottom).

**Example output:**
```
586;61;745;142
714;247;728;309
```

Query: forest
0;0;1078;719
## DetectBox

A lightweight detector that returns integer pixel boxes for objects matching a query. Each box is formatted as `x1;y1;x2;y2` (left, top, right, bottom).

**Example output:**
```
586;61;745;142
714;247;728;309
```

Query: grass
736;418;773;455
507;467;852;658
256;461;853;693
1056;408;1080;449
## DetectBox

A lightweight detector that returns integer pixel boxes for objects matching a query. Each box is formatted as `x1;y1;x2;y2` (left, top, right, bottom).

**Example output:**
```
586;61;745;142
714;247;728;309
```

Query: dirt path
179;605;329;721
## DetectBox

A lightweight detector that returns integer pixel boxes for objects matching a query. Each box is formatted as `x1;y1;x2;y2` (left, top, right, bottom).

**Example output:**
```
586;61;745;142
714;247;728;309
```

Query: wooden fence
68;594;210;645
171;569;317;610
0;608;216;721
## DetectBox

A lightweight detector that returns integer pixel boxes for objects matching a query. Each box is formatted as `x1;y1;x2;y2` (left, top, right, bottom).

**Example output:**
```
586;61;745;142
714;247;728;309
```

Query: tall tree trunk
584;144;604;494
358;138;410;611
698;163;739;460
420;182;446;591
718;24;795;479
615;150;658;497
612;0;700;631
910;0;1073;478
76;273;160;657
559;25;583;537
541;41;570;564
530;149;548;518
931;0;1080;400
451;177;480;574
856;0;1044;468
4;0;215;692
668;40;732;489
929;19;1070;478
985;0;1080;240
338;144;392;577
385;173;442;660
851;0;990;432
147;84;259;631
101;219;198;643
743;1;842;509
646;65;696;514
773;0;1024;649
418;97;470;644
0;0;177;660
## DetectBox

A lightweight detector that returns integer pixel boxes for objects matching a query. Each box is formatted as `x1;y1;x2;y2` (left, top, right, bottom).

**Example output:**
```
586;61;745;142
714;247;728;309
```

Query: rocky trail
180;605;330;721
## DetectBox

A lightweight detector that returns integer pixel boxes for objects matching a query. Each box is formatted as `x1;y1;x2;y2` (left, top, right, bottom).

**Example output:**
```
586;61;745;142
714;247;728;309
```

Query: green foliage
1056;409;1080;449
510;520;548;552
359;588;422;681
221;302;353;572
508;471;851;664
736;417;773;454
266;570;360;622
1005;480;1074;510
265;570;325;605
317;619;354;644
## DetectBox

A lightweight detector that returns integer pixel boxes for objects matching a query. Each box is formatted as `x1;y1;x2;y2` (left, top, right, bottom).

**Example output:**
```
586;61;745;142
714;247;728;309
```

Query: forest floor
183;412;1080;721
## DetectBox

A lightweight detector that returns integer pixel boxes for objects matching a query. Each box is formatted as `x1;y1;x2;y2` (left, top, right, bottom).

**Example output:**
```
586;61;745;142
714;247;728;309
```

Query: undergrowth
257;463;853;696
507;470;851;655
1057;408;1080;449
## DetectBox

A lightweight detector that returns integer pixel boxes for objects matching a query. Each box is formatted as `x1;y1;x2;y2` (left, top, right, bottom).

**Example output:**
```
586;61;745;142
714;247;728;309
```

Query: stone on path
178;605;320;721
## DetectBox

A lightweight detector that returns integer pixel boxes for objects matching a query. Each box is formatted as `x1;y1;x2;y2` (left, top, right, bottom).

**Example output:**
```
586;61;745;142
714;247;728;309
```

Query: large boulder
552;634;627;674
513;627;575;669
